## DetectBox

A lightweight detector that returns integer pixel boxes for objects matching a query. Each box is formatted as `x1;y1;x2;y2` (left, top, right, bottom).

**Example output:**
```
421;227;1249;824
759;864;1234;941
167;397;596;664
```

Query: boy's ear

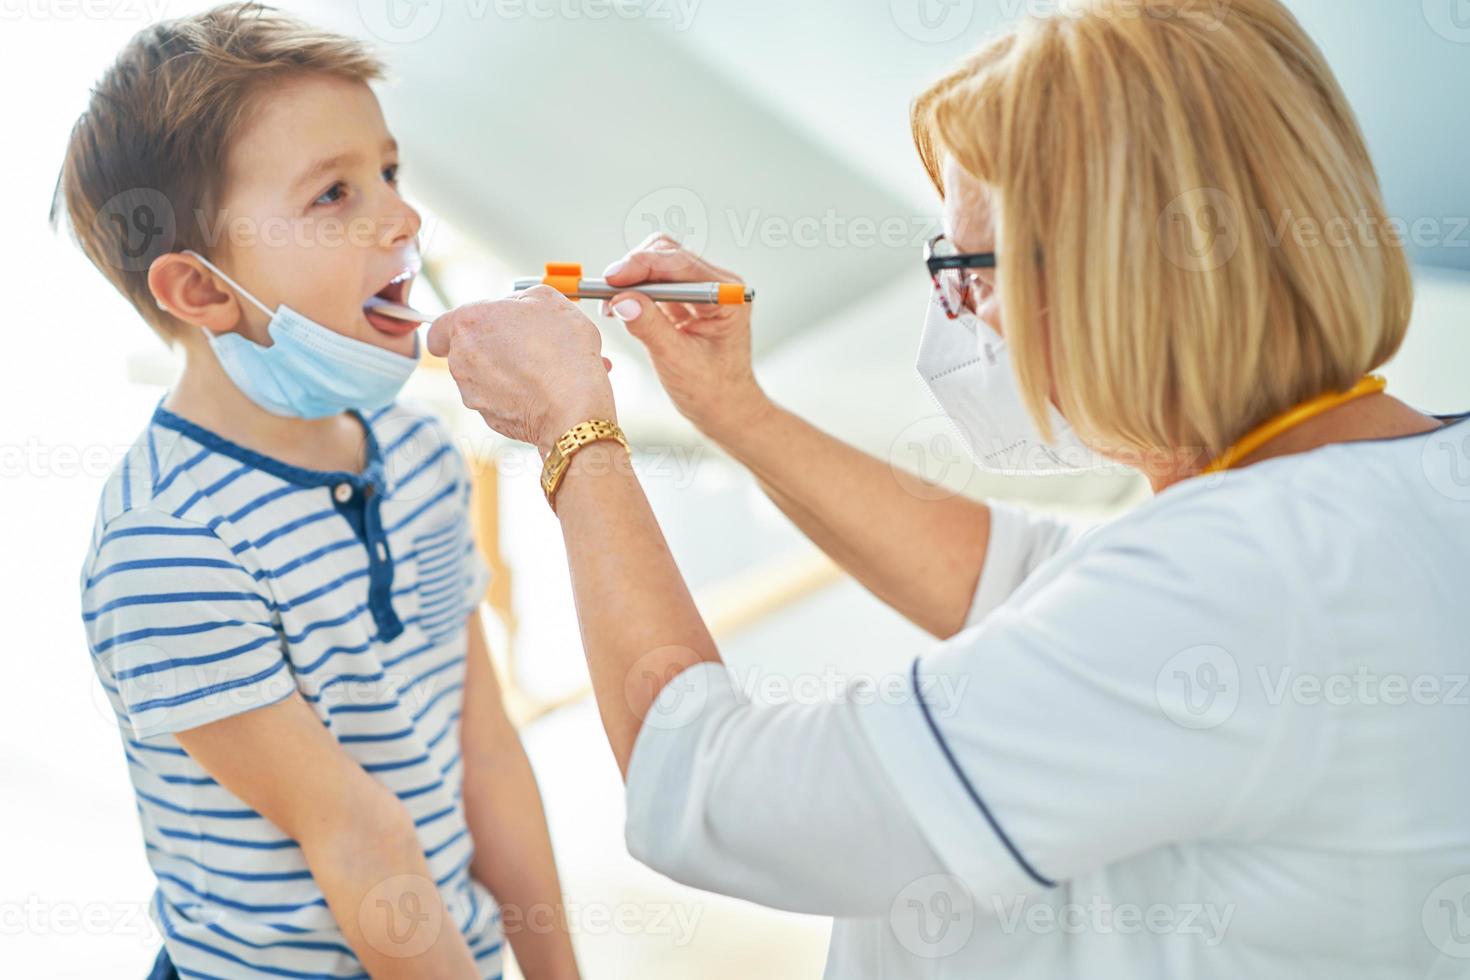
148;252;242;336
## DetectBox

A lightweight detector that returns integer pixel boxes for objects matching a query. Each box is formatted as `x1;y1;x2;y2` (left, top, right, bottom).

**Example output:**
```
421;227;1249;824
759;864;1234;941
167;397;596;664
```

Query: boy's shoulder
81;399;466;576
85;407;207;546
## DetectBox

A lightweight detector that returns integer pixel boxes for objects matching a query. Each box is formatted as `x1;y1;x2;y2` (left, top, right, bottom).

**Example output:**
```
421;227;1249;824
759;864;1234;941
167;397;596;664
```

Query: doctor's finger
608;291;684;355
426;312;455;358
604;240;731;286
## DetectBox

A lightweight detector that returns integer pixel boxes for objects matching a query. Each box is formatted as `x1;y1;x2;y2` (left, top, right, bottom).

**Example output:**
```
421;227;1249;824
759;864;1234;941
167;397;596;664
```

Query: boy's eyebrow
290;139;400;193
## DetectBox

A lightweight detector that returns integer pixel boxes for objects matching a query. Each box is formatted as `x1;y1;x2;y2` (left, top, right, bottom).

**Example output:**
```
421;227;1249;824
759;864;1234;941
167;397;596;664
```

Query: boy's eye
314;182;347;207
383;164;400;185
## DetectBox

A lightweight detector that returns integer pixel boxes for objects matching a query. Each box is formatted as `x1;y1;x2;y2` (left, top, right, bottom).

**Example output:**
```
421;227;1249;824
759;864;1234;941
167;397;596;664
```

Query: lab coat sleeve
624;662;954;917
627;481;1326;919
963;501;1094;630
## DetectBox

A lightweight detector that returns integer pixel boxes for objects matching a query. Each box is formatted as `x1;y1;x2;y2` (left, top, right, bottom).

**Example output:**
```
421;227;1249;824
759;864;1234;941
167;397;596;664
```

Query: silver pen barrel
512;278;754;304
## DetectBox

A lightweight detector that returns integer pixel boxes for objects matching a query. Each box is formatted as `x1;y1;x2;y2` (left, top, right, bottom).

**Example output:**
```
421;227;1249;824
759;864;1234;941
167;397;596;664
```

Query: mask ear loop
182;249;276;320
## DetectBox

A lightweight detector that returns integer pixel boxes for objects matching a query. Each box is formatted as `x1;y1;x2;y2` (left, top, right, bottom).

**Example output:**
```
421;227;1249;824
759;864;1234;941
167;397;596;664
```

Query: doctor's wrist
693;381;776;449
535;399;618;459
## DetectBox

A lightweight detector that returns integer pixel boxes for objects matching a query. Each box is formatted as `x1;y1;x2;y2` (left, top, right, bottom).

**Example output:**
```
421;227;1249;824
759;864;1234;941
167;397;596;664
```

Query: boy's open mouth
362;268;423;338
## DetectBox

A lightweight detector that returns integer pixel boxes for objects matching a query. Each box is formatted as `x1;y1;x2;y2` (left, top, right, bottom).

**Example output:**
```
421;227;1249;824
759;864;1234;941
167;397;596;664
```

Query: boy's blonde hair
912;0;1413;462
50;2;384;344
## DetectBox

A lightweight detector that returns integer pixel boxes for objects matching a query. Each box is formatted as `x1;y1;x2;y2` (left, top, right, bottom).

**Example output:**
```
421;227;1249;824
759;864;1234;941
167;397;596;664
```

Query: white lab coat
624;415;1470;979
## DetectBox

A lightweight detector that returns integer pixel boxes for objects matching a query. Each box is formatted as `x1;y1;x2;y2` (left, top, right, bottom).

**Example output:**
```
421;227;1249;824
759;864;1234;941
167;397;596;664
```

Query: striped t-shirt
80;400;504;978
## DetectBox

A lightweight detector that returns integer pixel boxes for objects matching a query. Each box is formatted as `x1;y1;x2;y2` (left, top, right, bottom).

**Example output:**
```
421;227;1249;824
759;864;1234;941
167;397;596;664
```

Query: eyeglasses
924;234;997;320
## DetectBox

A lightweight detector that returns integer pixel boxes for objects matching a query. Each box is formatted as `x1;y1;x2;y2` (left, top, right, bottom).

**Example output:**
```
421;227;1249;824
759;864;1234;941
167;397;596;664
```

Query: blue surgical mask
184;250;419;419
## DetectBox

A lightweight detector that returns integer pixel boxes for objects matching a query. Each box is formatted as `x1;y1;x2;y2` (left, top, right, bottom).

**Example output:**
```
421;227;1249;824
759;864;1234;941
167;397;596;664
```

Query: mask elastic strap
183;249;275;320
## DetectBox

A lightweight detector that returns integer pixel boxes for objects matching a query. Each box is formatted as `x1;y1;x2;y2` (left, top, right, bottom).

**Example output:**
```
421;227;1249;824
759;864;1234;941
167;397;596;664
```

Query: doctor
428;0;1470;976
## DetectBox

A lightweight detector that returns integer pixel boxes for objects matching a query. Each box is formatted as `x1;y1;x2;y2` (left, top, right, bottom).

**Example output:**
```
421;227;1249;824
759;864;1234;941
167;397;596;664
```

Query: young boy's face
212;74;421;358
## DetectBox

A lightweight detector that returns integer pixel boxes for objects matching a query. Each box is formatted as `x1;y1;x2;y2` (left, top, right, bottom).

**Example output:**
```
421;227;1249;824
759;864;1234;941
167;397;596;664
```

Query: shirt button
376;542;388;562
333;483;353;504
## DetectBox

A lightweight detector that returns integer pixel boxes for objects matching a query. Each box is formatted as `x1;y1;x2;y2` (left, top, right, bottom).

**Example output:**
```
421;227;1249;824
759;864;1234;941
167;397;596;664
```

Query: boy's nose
380;197;421;249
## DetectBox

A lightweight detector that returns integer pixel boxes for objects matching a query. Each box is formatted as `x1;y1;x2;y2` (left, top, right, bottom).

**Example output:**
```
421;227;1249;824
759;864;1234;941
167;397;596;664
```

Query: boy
55;5;579;978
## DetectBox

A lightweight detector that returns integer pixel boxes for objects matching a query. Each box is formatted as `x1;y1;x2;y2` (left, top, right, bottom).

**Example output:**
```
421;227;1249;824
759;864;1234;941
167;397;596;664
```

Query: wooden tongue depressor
363;295;436;323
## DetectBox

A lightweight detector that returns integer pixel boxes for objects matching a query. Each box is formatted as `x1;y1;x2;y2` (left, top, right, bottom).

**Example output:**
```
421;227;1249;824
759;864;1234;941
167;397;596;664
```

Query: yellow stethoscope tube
1202;375;1389;475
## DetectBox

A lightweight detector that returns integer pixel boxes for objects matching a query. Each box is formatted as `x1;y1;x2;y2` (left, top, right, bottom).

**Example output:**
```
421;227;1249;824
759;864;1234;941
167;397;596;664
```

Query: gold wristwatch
540;419;629;512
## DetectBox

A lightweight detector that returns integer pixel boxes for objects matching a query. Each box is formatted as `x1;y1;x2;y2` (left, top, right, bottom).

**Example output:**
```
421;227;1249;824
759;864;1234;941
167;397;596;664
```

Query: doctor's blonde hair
912;0;1413;463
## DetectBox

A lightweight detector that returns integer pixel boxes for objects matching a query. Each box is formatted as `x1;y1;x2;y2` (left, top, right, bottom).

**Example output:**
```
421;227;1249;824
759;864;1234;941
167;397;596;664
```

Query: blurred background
2;1;1468;976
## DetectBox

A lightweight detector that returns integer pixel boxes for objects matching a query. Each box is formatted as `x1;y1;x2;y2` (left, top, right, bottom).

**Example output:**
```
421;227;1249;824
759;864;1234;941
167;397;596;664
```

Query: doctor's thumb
607;292;674;354
425;313;453;359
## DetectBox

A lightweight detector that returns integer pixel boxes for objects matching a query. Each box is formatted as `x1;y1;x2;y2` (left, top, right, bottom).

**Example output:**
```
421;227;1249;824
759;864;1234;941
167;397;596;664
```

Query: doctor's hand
427;286;616;456
601;235;770;442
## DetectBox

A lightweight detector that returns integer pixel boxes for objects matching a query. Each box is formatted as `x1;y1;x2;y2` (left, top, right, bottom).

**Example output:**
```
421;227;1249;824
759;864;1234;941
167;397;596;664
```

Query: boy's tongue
363;295;429;337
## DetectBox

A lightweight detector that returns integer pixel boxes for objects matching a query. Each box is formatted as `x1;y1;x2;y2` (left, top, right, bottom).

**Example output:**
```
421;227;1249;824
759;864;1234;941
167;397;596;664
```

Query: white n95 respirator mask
915;292;1107;473
184;250;419;420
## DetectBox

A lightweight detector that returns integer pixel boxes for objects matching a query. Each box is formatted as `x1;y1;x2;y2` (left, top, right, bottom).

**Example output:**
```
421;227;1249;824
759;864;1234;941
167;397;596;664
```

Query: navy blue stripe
397;778;445;802
146;843;311;883
156;871;327;915
434;851;473;888
203;920;352;956
113;631;278;681
386;482;457;534
227;483;308;523
146;426;160;489
412;803;457;828
155;447;211;496
172;464;252;519
268;537;358;578
301;670;384;702
276;567;372;612
93;618;271;656
339;725;413;743
126;752;216;785
138;788;260;820
296;635;375;675
412;681;463;723
156;898;362;978
363;753;430;773
252;508;338;550
131;658;288;714
392;443;452;491
407;657;459;690
86;556;243;590
381;638;437;670
909;658;1055;888
98;524;215;548
425;710;461;751
381;417;431;458
83;590;270;622
292;608;421;675
328;701;399;716
129;738;188;757
151;824;299;851
426;827;468;860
